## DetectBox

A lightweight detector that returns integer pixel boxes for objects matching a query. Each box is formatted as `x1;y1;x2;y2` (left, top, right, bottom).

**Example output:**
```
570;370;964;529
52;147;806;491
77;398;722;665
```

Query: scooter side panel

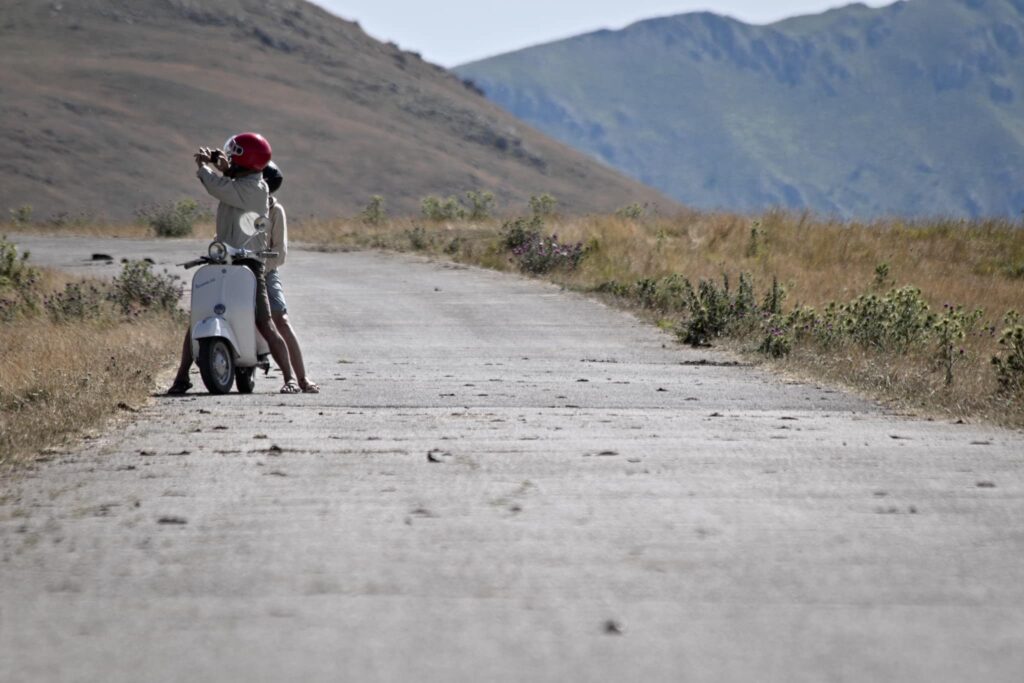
189;264;259;366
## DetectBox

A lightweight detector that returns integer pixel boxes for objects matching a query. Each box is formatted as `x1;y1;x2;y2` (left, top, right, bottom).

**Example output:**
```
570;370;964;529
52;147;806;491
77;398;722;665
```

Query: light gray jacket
197;165;270;253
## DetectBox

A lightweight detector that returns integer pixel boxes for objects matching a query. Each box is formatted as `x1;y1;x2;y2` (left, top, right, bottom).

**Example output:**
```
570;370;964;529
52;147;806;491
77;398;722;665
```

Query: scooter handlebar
177;249;277;269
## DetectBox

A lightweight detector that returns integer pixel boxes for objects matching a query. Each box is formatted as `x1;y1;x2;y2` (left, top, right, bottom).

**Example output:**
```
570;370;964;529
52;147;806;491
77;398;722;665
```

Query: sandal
167;379;192;395
299;379;320;394
280;381;301;394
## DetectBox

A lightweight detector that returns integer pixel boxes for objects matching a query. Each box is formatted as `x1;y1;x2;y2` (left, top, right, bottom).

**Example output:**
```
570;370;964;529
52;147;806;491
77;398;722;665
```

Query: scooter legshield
189;264;259;367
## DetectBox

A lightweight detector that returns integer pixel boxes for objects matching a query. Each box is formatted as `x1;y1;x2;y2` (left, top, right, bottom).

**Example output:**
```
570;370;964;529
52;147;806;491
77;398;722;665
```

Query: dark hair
262;161;283;194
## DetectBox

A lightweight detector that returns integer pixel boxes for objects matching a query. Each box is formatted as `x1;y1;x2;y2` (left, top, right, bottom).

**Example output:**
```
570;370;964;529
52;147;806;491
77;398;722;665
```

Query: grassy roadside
0;237;182;470
6;206;1023;428
290;209;1024;428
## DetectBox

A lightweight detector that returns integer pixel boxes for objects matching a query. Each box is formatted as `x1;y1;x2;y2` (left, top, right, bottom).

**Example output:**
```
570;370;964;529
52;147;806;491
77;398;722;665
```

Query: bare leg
271;312;311;386
168;328;193;392
256;317;295;385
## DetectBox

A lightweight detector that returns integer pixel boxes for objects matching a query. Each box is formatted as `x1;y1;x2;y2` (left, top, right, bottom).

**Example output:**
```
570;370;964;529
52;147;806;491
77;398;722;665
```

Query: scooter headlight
208;241;228;262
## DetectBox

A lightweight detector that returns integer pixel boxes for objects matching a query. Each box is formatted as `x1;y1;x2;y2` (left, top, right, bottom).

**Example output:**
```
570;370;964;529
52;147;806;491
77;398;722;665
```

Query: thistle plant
933;305;983;386
501;215;543;250
45;281;107;322
992;312;1024;395
511;232;585;274
758;314;792;358
840;287;933;351
109;261;182;317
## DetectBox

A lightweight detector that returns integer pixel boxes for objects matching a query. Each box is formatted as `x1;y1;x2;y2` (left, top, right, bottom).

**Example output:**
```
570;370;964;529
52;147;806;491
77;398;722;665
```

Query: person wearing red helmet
167;132;301;395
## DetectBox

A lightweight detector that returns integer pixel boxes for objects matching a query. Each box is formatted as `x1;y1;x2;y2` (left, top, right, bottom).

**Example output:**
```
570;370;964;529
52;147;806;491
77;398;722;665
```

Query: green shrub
840;287;933;351
529;194;557;219
46;211;98;228
635;278;658;308
761;276;785;316
746;223;764;257
421;195;466;221
759;314;793;358
992;312;1024;395
406;226;429;250
444;237;464;255
874;262;891;288
616;203;646;220
138;199;204;237
678;277;733;346
501;215;543;250
511;232;585;274
595;280;633;298
0;235;40;319
109;261;182;316
465;190;495;220
1003;263;1024;279
652;274;690;312
671;273;767;346
9;205;33;225
360;195;388;225
735;273;758;320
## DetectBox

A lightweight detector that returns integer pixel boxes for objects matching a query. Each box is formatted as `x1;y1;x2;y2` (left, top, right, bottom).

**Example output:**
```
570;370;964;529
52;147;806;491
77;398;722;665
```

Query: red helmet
222;132;272;171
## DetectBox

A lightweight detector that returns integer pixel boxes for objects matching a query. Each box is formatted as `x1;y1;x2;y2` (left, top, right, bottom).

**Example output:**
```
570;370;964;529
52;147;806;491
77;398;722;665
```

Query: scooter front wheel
198;338;235;394
235;367;256;394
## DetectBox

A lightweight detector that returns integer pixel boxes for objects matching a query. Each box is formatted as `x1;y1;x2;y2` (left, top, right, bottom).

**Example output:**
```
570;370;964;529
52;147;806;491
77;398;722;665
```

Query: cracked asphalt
2;235;1023;682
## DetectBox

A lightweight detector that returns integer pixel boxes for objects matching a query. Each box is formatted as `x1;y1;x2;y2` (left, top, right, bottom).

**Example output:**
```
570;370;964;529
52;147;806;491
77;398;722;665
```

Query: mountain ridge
457;0;1024;218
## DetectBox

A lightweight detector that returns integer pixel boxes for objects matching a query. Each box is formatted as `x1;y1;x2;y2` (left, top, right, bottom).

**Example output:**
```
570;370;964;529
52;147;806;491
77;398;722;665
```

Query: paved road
3;235;1024;682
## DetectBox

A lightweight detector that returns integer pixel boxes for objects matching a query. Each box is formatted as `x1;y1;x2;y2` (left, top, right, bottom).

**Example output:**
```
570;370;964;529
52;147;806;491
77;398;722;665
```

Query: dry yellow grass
291;210;1023;318
0;265;181;469
5;210;1022;426
0;313;179;469
292;210;1024;426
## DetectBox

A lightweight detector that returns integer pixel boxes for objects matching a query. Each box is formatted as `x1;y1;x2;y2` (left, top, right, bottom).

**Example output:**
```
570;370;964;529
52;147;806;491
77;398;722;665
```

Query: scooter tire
235;367;256;394
198;338;235;394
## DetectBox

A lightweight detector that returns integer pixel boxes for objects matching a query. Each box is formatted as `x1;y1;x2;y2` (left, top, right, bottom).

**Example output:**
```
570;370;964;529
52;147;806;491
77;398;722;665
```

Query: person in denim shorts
263;162;319;393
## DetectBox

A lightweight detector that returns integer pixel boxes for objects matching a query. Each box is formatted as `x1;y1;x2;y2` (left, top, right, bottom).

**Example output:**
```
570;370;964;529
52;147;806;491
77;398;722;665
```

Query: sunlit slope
0;0;674;221
458;0;1024;217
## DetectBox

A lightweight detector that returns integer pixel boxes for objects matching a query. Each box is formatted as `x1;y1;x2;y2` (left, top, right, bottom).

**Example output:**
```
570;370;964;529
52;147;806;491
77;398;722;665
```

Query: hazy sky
313;1;897;66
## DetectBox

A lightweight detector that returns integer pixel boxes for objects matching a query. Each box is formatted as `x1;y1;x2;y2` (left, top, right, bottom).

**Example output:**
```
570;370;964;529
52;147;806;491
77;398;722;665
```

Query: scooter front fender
191;317;244;364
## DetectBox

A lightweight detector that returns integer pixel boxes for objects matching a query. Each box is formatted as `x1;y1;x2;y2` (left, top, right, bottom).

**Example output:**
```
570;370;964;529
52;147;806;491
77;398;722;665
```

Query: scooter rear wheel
198;338;235;394
235;367;256;394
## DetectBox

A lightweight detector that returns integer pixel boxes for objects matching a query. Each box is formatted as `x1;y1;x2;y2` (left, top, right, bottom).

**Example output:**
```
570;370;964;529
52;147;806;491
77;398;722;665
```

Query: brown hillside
0;0;675;221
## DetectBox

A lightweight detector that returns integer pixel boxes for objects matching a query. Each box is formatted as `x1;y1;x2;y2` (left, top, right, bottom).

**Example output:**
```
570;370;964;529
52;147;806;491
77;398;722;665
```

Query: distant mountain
0;0;673;221
458;0;1024;218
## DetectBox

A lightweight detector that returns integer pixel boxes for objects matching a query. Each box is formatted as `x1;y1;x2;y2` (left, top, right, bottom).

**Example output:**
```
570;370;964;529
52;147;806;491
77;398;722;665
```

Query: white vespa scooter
179;214;277;394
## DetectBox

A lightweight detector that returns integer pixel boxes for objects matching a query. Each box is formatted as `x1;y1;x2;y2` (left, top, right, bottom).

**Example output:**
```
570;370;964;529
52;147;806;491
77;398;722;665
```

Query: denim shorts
265;268;287;314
